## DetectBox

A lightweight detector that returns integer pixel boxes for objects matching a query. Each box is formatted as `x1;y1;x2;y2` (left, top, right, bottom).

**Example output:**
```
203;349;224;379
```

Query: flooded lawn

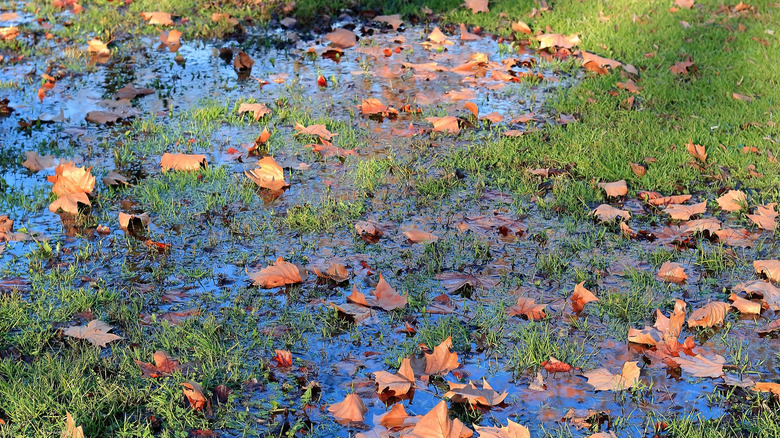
1;3;779;438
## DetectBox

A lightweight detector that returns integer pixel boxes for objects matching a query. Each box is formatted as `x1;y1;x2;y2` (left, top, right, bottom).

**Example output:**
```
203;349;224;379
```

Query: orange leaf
715;189;747;212
656;262;687;284
507;297;546;320
687;301;730;328
598;179;628;197
686;139;707;162
325;28;357;49
406;401;473;438
328;393;367;423
571;281;598;312
160;153;207;171
248;257;302;288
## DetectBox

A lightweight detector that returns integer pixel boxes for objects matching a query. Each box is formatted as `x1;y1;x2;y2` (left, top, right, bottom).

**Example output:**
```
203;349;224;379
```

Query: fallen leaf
22;151;56;172
582;361;641;391
134;350;189;377
675;0;694;9
48;162;95;196
672;354;725;378
646;194;692;206
160;153;207;171
662;201;707;220
273;349;293;367
757;319;780;334
512;21;532;34
63;412;84;438
181;381;212;414
312;261;349;283
294;123;338;141
427;116;460;134
507;297;547;320
537;33;580;50
406;400;473;438
369;274;407;311
329;393;367;423
591;204;630;222
326;28;358;49
754;382;780;395
541;356;575;373
571;282;598;312
716;190;747;212
103;170;129;187
355;220;384;243
428;27;452;45
245;156;288;191
374;14;402;30
376;403;411;428
734;280;780;311
445;378;507;407
598;180;628;197
87;38;110;57
404;228;439;243
670;61;696;75
435;272;496;293
421;337;460;377
732;92;753;102
49;192;90;215
141;11;173;26
373;358;415;395
118;212;150;232
714;228;757;247
463;0;489;13
248;257;303;288
747;204;778;230
238;102;271;120
63;320;123;348
687;301;730;328
233;52;254;73
728;293;762;315
754;260;780;283
656;262;687;284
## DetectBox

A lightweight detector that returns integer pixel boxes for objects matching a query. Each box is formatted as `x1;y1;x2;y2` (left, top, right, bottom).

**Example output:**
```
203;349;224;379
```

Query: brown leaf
714;228;757;247
464;101;479;118
428;27;452;45
370;274;407;311
373;358;415;395
687;301;730;328
683;218;721;234
373;14;402;30
141;11;173;26
672;354;725;378
294;123;338;141
248;257;303;288
329;393;367;423
245;157;288;191
306;141;356;158
49;192;91;215
463;0;489;13
754;382;780;395
686;139;707;162
103;170;129;187
507;297;547;320
590;204;630;222
435;272;496;294
747;203;778;230
444;378;507;407
118;212;150;232
646;194;692;206
582;361;641;391
757;319;780;334
716;190;747;212
541;356;574;373
512;21;532;34
734;280;780;311
537;33;580;50
134;350;189;377
48;162;96;196
662;201;707;220
427;116;460;134
754;260;780;283
182;381;212;414
360;98;396;115
728;293;763;315
404;228;439;243
63;320;123;348
22;151;56;172
312;261;349;283
272;349;293;367
87;38;110;57
406;401;473;438
233;52;254;71
656;262;687;284
355;220;384;243
325;28;358;49
474;419;530;438
376;403;411;428
571;281;598;312
581;52;622;72
598;180;628;197
160;153;207;172
237;103;271;120
675;0;694;8
63;412;85;438
630;162;646;177
670;61;696;75
422;337;460;377
732;92;753;102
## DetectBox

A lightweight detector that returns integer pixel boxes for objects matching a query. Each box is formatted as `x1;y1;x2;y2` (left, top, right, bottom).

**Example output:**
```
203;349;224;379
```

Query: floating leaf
63;320;123;348
248;257;303;288
329;393;367;423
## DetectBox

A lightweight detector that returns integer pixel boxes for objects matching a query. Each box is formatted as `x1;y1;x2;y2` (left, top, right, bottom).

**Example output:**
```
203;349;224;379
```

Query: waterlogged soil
0;13;779;438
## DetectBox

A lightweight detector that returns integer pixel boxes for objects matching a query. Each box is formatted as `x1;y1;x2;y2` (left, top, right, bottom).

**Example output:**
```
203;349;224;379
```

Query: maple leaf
370;274;407;311
248;257;302;288
728;293;763;315
537;33;581;50
118;212;150;232
312;261;349;283
507;297;547;320
656;262;687;284
683;218;721;234
141;12;173;26
134;350;190;377
325;28;358;49
406;401;473;438
48;162;96;196
294;123;338;141
415;337;460;378
158;30;182;51
360;98;396;115
233;52;254;73
272;349;292;367
512;21;532;34
754;382;780;395
582;361;641;391
63;412;85;438
237;102;271;120
329;393;367;423
582;52;622;74
373;14;402;30
590;204;630;222
662;201;707;220
754;260;780;283
392;123;422;138
245;156;288;191
435;272;496;294
404;228;439;243
182;381;212;415
428;27;452;45
675;0;695;9
444;378;508;406
63;320;123;348
87;38;110;57
571;281;598;312
463;0;489;13
160;153;207;172
645;194;691;206
672;354;725;378
598;180;628;197
687;301;730;328
734;280;780;311
460;23;480;41
103;170;129;187
670;61;696;75
617;79;641;94
22;151;56;173
427;116;460;134
355;220;384;243
373;358;415;395
714;228;757;248
49;192;91;215
376;403;412;428
747;203;778;230
716;190;747;212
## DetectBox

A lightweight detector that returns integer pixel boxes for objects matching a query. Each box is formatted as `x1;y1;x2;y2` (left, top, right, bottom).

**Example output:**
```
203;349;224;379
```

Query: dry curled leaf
754;260;780;283
294;123;338;141
728;293;763;315
507;297;547;320
141;11;173;25
248;257;302;288
237;102;271;120
182;381;212;414
687;301;730;328
591;204;630;222
426;116;460;134
571;281;598;312
245;156;288;191
63;320;123;348
444;378;507;407
373;358;415;395
404;228;439;243
463;0;489;13
325;28;358;49
329;393;367;423
134;350;189;377
160;153;207;172
656;262;687;284
686;139;707;162
63;412;85;438
537;33;581;50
